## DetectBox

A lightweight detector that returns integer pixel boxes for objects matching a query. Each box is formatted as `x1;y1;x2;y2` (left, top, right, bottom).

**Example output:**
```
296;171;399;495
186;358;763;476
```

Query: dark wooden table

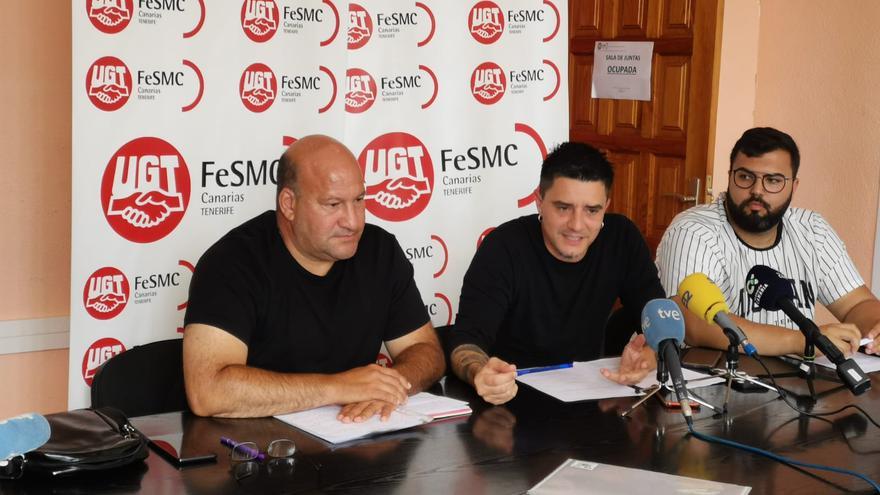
5;357;880;494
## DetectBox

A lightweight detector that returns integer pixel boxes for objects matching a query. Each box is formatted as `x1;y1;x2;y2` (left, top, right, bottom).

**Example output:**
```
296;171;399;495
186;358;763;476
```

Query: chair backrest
433;324;454;355
604;306;639;357
90;338;189;418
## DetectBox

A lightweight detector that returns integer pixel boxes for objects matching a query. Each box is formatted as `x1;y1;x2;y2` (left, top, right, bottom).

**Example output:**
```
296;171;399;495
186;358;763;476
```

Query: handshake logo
82;267;130;320
359;132;434;222
471;62;506;105
345;68;376;113
241;0;279;42
347;3;373;49
240;63;277;112
366;176;431;210
86;56;132;111
101;137;191;243
107;189;183;228
469;1;504;44
87;0;132;34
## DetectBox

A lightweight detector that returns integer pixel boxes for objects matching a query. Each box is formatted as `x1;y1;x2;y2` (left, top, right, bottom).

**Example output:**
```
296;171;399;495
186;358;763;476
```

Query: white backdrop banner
70;0;568;409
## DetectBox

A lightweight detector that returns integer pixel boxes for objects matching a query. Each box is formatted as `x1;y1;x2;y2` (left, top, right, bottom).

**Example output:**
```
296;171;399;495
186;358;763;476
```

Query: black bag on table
22;407;148;478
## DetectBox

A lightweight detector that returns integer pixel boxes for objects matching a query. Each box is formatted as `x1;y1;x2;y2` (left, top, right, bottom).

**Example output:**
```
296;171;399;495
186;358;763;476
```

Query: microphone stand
786;323;843;400
773;308;869;398
716;329;778;413
801;339;819;399
620;350;719;418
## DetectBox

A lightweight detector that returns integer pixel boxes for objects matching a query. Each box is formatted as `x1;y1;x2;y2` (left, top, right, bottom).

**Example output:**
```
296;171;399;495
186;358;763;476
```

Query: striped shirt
656;196;863;328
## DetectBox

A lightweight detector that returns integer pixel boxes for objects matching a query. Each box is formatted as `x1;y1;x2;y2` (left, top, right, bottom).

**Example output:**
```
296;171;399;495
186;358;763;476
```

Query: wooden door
569;0;721;253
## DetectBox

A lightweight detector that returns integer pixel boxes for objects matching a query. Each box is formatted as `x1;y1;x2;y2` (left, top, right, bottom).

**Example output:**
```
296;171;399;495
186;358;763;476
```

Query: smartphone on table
149;432;217;468
681;347;722;372
655;388;701;410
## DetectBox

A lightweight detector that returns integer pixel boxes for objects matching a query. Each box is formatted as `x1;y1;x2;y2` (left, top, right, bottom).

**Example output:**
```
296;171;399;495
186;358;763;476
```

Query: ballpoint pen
515;362;573;376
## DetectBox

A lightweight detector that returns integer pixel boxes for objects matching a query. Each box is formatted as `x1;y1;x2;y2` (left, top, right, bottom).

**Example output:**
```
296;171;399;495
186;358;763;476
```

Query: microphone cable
683;354;880;492
687;423;880;493
751;354;880;429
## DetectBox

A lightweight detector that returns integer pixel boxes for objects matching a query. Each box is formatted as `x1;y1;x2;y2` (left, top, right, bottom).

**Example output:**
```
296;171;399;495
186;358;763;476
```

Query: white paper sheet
590;41;654;100
814;347;880;374
516;357;724;402
529;458;751;494
274;392;470;444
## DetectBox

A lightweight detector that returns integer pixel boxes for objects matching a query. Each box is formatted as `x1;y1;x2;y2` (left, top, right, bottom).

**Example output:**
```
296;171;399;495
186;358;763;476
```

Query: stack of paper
274;392;471;444
404;393;472;420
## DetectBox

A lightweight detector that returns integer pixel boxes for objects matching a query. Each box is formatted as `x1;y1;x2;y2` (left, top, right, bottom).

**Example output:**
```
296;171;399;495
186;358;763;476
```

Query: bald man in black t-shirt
183;135;444;421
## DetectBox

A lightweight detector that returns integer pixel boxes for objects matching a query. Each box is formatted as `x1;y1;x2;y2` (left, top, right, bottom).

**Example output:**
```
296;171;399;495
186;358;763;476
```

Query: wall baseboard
0;317;69;355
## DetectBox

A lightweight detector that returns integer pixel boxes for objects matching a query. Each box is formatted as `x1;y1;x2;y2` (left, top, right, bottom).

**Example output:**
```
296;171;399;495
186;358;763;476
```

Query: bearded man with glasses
656;127;880;357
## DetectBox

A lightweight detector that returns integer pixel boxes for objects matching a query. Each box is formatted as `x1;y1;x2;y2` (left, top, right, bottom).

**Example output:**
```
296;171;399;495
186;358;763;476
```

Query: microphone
0;412;51;460
677;273;758;356
746;265;870;395
642;298;693;426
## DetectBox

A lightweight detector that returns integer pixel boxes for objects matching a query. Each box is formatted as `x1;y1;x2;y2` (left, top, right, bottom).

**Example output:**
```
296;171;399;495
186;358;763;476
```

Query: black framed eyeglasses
730;168;792;193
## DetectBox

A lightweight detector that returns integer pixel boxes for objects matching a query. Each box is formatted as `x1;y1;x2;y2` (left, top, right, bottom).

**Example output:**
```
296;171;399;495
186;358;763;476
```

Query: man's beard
725;190;791;233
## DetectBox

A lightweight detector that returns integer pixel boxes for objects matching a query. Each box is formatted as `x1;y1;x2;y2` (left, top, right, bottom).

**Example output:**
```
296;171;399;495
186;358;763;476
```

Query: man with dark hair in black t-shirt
448;142;664;405
183;135;445;420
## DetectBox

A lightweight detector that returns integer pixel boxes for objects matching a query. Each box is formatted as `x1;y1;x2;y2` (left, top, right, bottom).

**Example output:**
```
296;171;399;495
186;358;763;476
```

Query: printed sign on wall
70;0;569;409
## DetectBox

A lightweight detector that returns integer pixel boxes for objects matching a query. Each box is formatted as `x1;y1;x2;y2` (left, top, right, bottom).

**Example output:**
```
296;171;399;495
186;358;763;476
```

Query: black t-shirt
184;211;429;374
448;214;664;368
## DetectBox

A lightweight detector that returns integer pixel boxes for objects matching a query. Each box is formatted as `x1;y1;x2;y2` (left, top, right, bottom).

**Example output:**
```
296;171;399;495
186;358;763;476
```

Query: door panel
659;0;693;37
616;0;649;37
607;151;639;220
572;0;603;38
570;55;599;131
650;154;685;244
610;99;642;137
652;55;689;138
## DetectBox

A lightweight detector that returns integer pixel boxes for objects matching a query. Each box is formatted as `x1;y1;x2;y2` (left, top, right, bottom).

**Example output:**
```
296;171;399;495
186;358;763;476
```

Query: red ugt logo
359;132;434;222
86;0;133;34
347;3;372;49
241;0;279;42
82;267;130;320
471;62;506;105
345;68;377;113
86;56;132;111
469;1;504;44
240;63;277;112
101;137;191;243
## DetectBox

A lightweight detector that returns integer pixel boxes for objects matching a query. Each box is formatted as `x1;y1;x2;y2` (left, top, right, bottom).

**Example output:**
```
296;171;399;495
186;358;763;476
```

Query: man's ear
278;187;297;221
535;188;543;212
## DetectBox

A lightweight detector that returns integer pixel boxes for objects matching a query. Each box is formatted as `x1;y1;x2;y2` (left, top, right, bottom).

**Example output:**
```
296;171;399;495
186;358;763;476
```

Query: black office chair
90;338;189;418
603;306;640;357
434;324;453;354
433;324;458;378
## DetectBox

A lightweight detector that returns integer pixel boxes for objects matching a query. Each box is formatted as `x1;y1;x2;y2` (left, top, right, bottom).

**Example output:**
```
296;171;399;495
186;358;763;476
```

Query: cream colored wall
753;1;880;282
0;2;71;417
711;0;760;197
